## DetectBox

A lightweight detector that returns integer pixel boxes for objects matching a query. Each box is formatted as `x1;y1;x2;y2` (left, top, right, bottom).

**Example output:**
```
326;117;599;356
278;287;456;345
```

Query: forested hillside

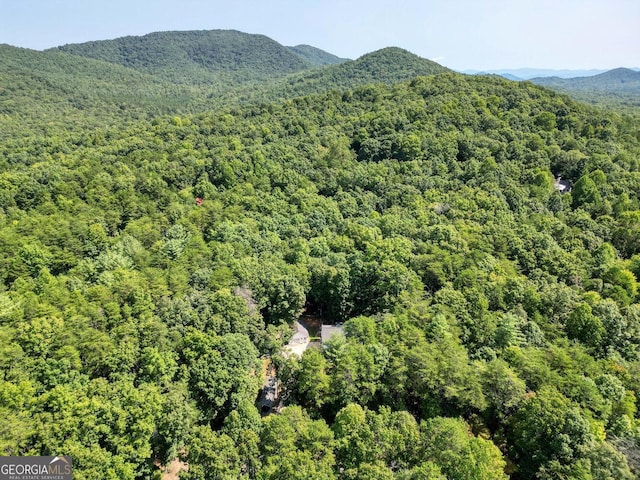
530;68;640;108
2;58;640;478
223;47;450;104
0;44;200;136
53;30;322;85
1;34;445;139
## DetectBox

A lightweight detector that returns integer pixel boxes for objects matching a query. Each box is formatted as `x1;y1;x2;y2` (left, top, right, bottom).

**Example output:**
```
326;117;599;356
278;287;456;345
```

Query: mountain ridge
463;67;639;79
529;67;640;107
222;46;451;104
51;29;319;85
2;36;451;136
0;43;200;136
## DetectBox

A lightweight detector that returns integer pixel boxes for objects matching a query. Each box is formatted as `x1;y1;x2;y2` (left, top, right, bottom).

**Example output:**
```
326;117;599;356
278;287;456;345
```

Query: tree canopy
1;38;640;478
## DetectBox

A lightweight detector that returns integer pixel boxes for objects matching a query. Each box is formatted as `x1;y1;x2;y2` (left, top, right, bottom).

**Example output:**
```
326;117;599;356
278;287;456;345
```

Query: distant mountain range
528;68;640;107
463;67;640;80
50;30;447;97
529;67;640;90
464;67;640;108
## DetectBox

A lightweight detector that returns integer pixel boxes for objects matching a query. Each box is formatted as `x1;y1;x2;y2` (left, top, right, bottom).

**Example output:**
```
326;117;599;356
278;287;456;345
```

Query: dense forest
0;33;445;139
529;68;640;109
2;30;640;479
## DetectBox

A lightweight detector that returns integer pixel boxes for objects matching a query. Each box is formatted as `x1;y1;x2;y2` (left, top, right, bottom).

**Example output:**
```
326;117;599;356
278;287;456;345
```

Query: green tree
259;406;336;480
602;265;637;305
572;174;602;210
332;404;376;471
153;382;198;464
182;426;240;480
566;303;604;348
396;462;446;480
482;359;526;421
420;417;507;480
534;112;557;131
404;336;486;417
613;211;640;257
326;337;389;408
295;348;331;411
182;330;261;422
508;386;591;478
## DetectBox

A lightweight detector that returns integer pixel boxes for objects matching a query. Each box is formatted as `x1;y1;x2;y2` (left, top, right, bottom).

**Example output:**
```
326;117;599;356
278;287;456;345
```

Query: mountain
0;36;447;136
2;38;451;137
225;47;451;103
530;67;640;107
0;31;351;135
464;68;613;79
53;32;441;96
52;30;323;85
287;44;349;66
531;67;640;90
471;72;522;81
308;46;449;83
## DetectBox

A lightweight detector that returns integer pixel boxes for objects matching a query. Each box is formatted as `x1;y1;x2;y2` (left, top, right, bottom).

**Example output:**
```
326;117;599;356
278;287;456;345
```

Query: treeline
1;72;640;478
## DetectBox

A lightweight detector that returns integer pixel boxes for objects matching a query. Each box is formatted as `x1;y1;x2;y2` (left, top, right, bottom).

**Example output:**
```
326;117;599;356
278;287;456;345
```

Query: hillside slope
0;43;200;136
53;29;318;85
225;47;450;103
1;71;639;478
2;41;451;136
530;67;640;107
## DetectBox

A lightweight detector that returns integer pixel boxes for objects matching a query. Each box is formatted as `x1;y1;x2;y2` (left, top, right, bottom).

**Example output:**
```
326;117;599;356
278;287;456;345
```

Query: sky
1;0;638;71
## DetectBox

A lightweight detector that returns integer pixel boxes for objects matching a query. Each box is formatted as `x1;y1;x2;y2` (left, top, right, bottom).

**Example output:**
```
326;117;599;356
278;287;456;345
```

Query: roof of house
259;376;278;410
321;324;344;343
290;321;309;344
554;177;571;193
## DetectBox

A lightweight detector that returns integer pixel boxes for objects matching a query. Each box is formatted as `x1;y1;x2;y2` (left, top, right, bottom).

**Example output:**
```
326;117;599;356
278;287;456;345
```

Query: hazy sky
2;0;638;70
